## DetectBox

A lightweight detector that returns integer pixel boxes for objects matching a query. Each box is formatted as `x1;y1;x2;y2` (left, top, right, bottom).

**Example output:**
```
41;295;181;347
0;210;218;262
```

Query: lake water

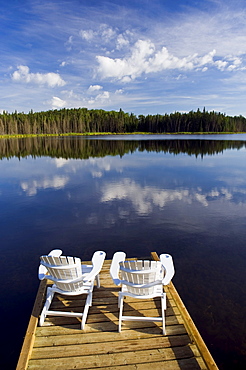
1;134;246;369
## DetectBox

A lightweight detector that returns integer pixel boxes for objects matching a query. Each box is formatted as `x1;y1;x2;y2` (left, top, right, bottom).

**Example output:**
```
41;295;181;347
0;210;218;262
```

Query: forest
1;107;246;135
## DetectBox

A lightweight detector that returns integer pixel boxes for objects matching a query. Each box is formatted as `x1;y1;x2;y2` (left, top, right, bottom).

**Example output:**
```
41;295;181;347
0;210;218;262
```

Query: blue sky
1;0;246;116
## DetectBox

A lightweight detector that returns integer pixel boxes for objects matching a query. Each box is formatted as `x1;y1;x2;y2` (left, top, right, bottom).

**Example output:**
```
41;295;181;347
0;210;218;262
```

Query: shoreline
1;131;246;139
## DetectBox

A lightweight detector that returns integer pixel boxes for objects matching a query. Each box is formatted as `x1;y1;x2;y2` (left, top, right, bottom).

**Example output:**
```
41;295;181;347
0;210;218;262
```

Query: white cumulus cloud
101;25;116;41
50;96;66;108
88;84;103;93
96;40;218;81
60;61;67;67
12;65;66;87
96;40;153;81
80;29;96;41
96;91;110;100
116;34;130;49
80;25;117;43
214;60;228;71
227;57;243;71
96;37;246;82
88;91;110;104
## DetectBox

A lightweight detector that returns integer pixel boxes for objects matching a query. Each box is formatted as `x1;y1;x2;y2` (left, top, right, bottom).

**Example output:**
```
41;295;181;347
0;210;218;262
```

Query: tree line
1;107;246;135
1;136;245;160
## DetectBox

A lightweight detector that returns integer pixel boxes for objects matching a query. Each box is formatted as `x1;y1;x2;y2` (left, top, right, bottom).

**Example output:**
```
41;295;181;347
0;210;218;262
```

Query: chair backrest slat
40;254;83;292
120;260;163;296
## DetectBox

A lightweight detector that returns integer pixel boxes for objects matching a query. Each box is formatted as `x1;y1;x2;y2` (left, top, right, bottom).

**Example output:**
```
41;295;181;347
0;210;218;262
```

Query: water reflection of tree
0;137;246;160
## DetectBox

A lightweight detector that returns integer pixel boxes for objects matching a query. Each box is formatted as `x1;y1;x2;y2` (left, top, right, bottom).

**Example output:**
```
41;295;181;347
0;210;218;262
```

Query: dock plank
31;334;191;359
34;325;186;347
27;347;207;370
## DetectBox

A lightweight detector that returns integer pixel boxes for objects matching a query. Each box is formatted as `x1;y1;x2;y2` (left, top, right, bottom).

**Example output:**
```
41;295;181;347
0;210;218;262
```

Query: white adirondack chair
38;249;106;329
110;252;175;334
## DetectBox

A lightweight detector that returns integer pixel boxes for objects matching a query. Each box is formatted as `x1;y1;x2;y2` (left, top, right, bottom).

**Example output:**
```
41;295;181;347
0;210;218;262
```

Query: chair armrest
110;251;126;286
160;254;175;285
82;251;106;283
38;249;63;280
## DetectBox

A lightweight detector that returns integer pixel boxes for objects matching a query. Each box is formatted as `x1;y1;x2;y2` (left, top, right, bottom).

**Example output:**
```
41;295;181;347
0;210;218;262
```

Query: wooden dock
17;252;218;370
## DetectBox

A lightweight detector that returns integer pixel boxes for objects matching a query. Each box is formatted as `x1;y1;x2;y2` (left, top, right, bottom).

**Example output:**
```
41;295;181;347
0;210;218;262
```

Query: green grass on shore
0;131;246;139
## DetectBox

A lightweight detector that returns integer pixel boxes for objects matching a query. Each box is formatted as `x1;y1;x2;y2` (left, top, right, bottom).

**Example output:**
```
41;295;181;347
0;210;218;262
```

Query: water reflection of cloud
21;176;69;196
88;158;112;172
218;173;246;187
54;158;70;168
52;153;213;181
101;179;191;215
101;179;246;215
91;171;103;178
195;193;208;207
220;188;233;200
53;157;114;176
86;213;98;224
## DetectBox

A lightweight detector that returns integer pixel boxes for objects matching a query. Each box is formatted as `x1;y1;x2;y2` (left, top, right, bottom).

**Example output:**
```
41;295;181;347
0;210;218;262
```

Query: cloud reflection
101;179;246;215
54;158;70;168
53;156;114;174
21;176;69;196
101;179;190;215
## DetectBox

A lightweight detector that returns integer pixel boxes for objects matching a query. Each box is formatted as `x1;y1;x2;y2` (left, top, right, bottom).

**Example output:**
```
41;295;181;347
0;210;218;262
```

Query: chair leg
81;292;92;329
118;294;124;332
96;274;100;288
161;293;166;335
39;287;54;326
118;294;121;308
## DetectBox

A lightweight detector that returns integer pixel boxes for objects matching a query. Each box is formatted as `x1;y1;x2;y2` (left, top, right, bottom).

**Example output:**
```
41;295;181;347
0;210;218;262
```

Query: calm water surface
1;135;246;369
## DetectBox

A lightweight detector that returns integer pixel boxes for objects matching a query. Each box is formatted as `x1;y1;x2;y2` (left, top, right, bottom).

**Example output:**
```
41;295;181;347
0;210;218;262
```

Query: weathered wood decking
17;253;218;370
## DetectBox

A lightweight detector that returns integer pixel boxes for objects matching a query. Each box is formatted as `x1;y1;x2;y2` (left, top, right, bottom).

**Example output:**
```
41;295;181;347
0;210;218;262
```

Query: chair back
40;255;83;292
119;260;163;296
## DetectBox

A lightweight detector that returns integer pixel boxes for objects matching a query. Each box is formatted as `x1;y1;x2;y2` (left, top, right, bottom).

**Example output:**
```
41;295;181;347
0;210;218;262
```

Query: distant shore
1;131;246;139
